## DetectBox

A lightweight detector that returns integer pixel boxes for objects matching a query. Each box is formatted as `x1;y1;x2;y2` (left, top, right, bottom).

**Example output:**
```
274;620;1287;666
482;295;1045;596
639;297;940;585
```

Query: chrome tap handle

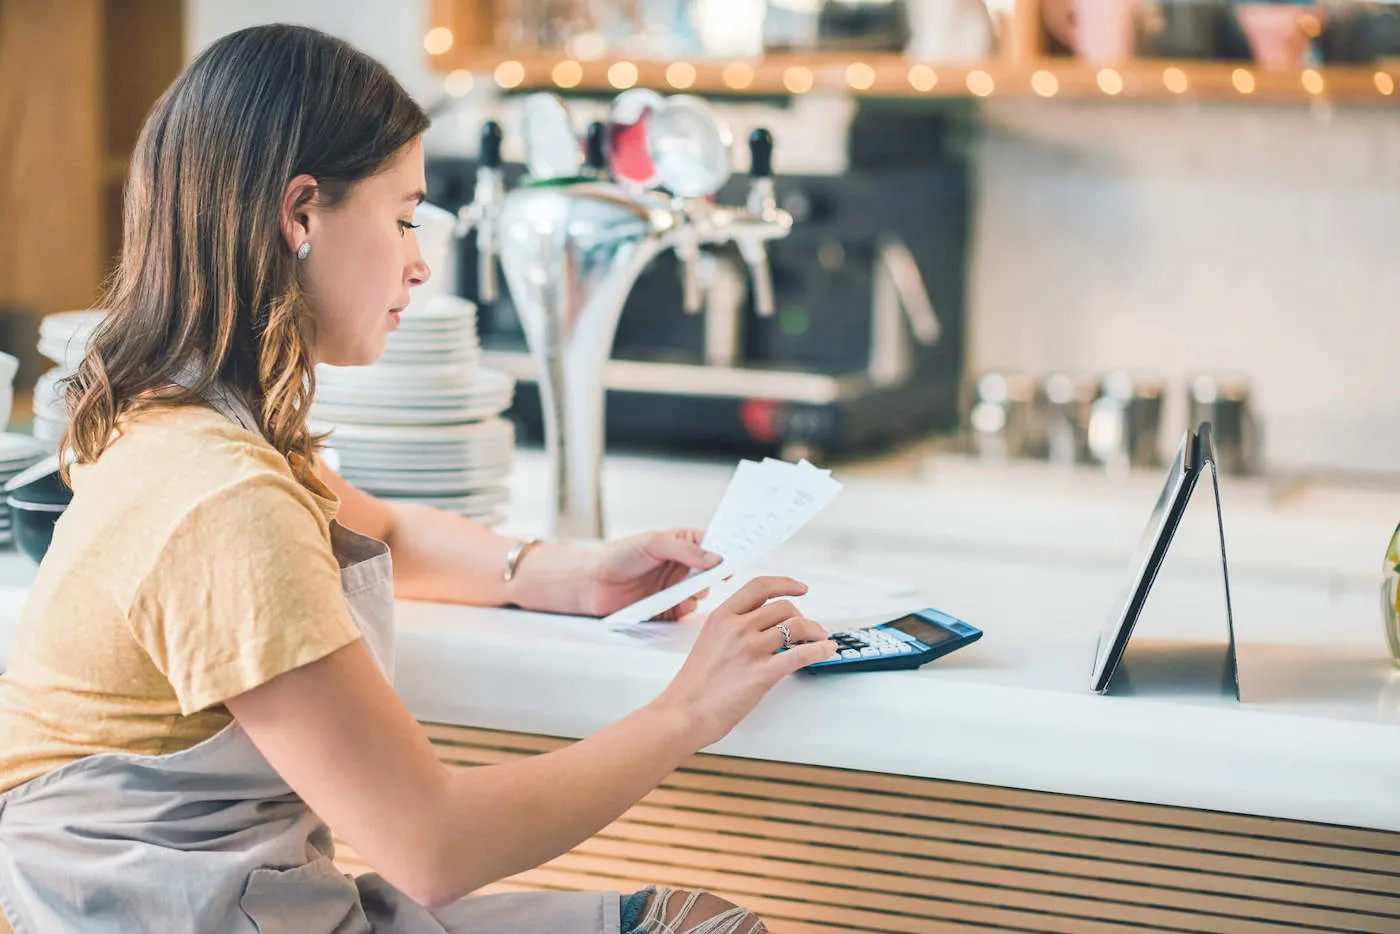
584;121;607;179
674;200;705;314
457;121;505;302
746;129;777;217
736;236;775;318
737;129;779;316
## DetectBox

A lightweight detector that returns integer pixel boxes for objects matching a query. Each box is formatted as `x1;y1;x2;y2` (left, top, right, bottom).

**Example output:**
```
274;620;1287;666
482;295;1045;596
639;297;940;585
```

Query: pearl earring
296;242;311;260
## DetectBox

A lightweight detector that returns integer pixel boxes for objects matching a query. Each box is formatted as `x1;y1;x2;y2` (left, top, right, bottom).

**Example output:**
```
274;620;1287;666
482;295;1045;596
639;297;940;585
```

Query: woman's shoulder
68;403;333;528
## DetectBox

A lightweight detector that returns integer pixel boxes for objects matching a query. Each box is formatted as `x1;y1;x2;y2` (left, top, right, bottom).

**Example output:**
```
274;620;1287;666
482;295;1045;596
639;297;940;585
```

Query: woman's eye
398;221;421;234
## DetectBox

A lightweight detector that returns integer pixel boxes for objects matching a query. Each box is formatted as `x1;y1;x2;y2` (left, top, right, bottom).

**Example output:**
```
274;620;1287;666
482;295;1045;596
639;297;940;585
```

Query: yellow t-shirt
0;404;363;797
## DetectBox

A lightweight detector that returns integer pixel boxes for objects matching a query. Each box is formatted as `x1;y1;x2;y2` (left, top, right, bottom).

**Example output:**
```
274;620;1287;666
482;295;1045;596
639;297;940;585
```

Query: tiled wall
970;99;1400;474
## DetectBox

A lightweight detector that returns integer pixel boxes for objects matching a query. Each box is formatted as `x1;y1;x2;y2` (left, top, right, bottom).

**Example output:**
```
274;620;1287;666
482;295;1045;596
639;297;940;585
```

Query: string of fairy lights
422;25;1399;101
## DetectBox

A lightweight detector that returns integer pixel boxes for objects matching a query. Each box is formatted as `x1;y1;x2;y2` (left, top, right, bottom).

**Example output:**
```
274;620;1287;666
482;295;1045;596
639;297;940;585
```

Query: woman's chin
317;343;386;370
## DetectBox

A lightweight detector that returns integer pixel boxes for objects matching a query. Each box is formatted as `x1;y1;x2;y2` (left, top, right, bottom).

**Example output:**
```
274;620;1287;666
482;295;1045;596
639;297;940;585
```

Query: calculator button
859;647;880;657
878;646;901;655
840;649;861;659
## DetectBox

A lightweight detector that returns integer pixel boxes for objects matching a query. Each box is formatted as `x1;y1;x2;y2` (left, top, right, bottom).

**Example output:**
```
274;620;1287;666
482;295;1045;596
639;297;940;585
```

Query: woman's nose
407;255;431;289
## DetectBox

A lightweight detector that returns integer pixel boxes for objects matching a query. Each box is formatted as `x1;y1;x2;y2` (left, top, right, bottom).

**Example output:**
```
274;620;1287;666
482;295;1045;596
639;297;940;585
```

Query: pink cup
1075;0;1138;63
1236;4;1323;69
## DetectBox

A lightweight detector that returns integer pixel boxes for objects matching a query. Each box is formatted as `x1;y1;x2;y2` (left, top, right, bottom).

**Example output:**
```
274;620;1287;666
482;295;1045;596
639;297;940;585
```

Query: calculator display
888;614;957;646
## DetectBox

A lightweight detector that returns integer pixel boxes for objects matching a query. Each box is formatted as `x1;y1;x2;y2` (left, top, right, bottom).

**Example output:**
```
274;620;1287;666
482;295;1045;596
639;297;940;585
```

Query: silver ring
776;622;793;649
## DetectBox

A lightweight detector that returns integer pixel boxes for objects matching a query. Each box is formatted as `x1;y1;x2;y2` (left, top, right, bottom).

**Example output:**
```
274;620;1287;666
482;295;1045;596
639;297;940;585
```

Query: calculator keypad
829;626;928;657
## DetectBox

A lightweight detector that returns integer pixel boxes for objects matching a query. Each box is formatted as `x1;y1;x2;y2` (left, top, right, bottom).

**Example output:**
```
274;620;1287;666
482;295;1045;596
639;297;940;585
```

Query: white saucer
342;464;511;496
0;434;48;467
316;417;514;444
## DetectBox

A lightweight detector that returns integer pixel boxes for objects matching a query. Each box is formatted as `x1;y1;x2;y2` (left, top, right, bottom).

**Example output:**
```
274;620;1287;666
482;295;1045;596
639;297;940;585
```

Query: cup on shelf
1321;2;1400;64
1235;1;1325;68
905;0;995;62
1075;0;1140;63
1135;0;1236;59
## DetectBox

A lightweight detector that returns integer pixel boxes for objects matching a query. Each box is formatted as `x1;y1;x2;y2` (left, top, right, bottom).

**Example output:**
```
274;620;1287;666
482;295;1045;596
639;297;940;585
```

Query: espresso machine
453;92;794;540
427;97;971;539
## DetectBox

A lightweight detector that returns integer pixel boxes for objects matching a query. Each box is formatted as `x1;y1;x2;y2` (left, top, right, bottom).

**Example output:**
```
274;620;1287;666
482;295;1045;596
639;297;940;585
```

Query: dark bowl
6;469;72;564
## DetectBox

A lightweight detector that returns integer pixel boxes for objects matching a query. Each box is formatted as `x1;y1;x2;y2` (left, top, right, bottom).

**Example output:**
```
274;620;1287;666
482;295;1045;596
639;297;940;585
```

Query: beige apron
0;388;621;933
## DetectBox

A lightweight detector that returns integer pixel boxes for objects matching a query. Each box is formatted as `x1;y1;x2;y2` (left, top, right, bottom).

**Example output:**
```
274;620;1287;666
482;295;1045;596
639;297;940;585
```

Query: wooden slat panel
662;773;1400;875
536;855;1345;934
433;741;1400;888
594;820;1400;922
611;804;1400;915
523;865;1134;934
424;723;1400;851
345;723;1400;934
689;756;1400;854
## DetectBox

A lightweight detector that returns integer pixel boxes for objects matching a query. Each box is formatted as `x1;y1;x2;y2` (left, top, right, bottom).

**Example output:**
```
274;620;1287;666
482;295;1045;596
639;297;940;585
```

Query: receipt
605;458;842;629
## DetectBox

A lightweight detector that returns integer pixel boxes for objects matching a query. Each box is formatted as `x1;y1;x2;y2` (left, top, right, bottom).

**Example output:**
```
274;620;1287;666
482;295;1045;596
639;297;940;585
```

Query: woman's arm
316;461;716;618
225;578;832;907
226;639;695;906
315;459;599;614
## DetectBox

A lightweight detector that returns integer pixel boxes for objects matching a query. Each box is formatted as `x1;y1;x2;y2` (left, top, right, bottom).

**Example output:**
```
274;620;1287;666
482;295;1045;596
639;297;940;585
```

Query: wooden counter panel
328;723;1400;933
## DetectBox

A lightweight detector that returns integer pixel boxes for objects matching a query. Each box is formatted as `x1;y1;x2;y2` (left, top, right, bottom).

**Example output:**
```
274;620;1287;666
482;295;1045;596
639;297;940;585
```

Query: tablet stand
1095;424;1240;700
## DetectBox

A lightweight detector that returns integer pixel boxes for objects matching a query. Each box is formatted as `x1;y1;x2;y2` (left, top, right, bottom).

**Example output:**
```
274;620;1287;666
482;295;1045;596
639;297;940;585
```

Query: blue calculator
801;607;982;674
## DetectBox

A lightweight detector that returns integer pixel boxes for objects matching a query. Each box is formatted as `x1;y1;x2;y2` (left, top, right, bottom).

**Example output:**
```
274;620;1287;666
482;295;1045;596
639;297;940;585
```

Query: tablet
1090;428;1204;694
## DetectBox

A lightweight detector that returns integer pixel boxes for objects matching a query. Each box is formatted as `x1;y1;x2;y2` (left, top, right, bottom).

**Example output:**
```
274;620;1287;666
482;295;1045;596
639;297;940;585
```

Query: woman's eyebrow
404;189;427;204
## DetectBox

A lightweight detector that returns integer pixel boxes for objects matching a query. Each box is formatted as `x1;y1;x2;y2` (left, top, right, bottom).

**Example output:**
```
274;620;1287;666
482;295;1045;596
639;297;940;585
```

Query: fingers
759;614;829;653
648;529;721;571
720;576;808;616
773;638;838;675
745;598;802;631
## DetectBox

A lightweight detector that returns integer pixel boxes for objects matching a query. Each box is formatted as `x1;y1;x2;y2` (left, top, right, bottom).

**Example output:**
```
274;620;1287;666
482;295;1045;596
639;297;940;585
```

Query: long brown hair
62;24;428;485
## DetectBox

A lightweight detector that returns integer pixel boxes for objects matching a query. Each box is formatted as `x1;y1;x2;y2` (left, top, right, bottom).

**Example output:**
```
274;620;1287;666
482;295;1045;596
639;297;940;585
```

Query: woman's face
296;139;431;367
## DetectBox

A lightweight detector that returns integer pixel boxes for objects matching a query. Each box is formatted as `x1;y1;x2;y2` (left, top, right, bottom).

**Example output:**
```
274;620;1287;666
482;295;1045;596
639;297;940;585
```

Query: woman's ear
280;174;320;256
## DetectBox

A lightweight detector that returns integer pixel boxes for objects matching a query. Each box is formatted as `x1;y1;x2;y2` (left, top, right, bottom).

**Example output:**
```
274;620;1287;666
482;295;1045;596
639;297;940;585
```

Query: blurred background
1;0;1397;480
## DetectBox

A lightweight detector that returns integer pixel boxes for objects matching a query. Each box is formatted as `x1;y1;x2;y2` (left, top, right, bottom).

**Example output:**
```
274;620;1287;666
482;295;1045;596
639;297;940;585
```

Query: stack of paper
605;458;843;629
698;564;924;632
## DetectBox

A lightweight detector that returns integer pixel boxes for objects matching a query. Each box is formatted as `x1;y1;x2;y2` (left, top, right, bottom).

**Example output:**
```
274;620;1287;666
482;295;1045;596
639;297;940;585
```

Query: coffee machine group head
458;92;792;542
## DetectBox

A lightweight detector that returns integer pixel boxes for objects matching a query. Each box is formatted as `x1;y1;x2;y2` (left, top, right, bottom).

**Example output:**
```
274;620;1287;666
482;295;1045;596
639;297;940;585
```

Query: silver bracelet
503;537;541;583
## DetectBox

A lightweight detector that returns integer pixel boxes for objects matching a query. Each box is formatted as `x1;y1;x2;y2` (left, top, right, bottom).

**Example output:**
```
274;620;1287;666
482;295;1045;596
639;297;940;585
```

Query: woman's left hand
587;529;722;620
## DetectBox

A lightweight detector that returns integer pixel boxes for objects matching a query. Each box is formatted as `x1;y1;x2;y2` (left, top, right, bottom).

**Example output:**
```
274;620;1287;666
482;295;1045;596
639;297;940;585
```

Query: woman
0;24;836;934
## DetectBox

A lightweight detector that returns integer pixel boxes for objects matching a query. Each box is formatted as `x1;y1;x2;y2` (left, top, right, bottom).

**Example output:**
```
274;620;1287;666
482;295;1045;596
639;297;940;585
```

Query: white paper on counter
603;562;924;649
605;458;842;632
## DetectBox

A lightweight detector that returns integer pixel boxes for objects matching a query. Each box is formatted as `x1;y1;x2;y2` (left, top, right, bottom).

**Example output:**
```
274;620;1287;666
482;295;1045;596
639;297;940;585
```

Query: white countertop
3;449;1399;832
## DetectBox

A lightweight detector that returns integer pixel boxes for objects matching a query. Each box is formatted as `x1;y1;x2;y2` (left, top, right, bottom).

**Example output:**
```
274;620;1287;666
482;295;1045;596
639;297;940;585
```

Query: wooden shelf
428;50;1400;103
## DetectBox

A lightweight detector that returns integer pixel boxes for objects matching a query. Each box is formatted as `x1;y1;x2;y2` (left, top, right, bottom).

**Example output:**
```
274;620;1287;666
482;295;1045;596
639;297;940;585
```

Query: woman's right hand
655;576;837;753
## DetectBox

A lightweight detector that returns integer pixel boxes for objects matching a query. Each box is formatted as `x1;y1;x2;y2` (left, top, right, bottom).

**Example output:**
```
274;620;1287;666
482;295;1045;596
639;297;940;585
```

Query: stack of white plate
34;310;107;447
314;295;515;526
37;311;104;372
0;434;51;545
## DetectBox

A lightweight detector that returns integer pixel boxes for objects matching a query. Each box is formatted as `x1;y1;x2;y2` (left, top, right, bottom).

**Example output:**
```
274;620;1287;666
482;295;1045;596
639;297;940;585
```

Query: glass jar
1385;523;1400;667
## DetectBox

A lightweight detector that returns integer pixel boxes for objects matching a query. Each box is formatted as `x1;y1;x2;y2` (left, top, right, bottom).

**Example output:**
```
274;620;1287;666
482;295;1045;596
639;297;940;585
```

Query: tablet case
1091;423;1239;698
